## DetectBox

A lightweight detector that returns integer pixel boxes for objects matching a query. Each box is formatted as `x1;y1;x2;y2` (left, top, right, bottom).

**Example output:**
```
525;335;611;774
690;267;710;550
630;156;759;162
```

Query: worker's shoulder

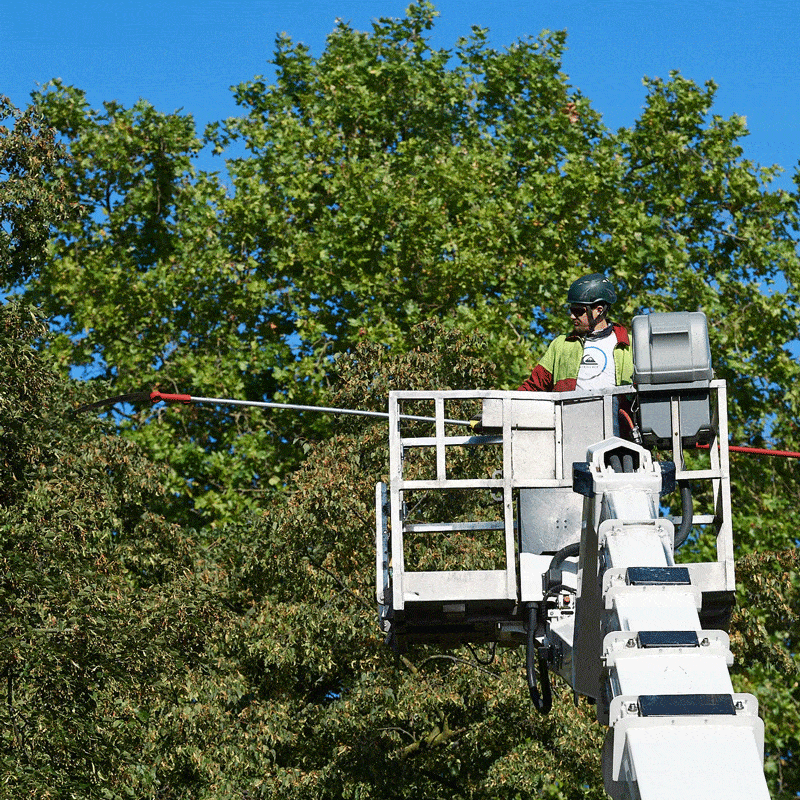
612;322;630;346
551;331;581;346
543;333;579;356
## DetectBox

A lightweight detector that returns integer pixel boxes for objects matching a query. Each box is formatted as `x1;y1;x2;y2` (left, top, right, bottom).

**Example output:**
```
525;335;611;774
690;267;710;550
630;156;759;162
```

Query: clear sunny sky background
3;0;799;192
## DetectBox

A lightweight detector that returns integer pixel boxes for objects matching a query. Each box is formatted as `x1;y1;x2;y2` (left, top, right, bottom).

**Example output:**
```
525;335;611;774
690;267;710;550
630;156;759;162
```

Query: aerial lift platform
375;312;770;799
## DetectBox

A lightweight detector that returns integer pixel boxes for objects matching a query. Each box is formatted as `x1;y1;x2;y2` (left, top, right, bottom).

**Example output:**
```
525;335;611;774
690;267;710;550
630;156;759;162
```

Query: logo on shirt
580;347;607;379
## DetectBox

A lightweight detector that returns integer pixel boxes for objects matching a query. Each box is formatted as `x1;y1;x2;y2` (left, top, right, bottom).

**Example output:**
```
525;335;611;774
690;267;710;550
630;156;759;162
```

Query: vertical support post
554;401;564;480
375;482;390;608
670;395;685;473
388;395;406;612
603;392;615;439
435;396;446;482
713;383;735;574
502;396;516;600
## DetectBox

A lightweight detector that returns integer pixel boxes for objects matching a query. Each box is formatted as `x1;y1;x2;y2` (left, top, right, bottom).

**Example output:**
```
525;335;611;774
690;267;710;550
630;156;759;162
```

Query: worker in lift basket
518;272;634;435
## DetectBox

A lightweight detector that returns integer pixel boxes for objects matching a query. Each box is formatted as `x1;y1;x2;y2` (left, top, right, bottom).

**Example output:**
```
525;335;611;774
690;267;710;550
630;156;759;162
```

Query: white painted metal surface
616;722;768;800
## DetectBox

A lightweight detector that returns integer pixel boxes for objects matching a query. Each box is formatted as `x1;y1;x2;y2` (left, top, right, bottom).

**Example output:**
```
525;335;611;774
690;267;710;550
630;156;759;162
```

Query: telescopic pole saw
74;390;800;458
74;389;473;427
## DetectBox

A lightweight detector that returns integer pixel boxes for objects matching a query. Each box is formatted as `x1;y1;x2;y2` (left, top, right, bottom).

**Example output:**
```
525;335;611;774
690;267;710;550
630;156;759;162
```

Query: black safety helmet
567;273;617;307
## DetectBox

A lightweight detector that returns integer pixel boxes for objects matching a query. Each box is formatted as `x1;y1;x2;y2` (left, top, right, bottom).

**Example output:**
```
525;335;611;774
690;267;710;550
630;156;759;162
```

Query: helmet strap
587;304;608;334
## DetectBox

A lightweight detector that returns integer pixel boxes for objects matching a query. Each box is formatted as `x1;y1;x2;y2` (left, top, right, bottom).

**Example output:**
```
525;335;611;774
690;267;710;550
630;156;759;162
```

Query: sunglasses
568;304;591;317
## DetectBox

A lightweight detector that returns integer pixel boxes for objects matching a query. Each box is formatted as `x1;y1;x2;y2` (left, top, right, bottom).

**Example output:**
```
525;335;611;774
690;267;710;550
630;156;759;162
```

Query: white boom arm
566;437;768;799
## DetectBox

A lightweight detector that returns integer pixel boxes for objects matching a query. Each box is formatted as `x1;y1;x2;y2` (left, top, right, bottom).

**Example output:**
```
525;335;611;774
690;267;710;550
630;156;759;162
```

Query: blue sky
3;0;799;191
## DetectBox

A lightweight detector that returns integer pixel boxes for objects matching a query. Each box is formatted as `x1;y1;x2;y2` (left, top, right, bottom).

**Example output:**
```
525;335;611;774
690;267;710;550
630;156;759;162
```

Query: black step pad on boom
638;630;699;648
638;693;736;717
626;566;691;585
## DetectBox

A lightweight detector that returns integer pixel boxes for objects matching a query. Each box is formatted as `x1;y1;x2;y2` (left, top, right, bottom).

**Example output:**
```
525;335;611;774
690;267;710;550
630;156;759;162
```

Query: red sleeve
517;364;553;392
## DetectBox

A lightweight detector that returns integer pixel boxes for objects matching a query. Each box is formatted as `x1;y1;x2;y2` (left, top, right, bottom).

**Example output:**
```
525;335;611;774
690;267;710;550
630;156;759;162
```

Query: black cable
674;480;693;550
545;542;580;593
466;640;497;666
526;604;552;714
547;542;580;573
542;582;577;603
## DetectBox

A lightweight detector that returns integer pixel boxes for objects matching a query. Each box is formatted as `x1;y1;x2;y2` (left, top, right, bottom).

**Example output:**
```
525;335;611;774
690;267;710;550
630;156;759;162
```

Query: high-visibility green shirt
518;322;633;392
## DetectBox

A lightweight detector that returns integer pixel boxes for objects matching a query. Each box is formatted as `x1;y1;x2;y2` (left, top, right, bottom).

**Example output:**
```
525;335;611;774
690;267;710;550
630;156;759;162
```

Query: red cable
619;408;636;433
696;443;800;459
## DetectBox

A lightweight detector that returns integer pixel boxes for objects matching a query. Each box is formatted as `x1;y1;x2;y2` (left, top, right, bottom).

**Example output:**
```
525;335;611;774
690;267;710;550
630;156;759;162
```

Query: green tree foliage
0;316;599;799
0;311;797;798
0;303;191;796
24;80;309;523
732;549;800;797
0;96;76;284
18;3;800;524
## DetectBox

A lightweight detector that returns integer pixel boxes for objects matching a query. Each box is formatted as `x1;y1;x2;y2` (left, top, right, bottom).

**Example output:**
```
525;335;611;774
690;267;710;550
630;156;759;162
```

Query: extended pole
75;390;472;426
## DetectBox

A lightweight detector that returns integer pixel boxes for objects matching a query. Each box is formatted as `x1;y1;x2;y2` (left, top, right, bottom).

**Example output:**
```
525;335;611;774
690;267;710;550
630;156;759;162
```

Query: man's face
569;303;606;334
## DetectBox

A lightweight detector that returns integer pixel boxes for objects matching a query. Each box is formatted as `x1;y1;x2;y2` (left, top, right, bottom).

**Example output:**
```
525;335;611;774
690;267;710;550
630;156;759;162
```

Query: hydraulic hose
697;442;800;459
526;604;552;714
674;480;693;550
548;541;581;571
607;452;635;473
546;542;581;592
